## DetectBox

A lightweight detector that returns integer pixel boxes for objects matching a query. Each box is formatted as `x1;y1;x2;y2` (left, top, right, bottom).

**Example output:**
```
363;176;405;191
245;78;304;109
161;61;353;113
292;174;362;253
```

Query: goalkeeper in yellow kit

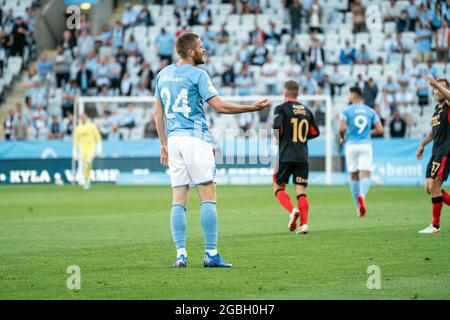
73;113;102;189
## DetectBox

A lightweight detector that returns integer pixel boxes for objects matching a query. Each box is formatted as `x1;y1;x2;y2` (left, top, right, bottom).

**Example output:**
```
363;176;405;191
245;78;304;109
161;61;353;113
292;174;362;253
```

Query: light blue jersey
340;103;380;145
155;63;218;143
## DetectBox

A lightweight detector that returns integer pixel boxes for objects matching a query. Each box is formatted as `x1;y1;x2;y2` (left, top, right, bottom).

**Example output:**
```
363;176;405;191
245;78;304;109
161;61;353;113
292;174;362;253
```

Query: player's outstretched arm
426;76;450;103
153;99;169;166
416;131;432;160
207;96;270;114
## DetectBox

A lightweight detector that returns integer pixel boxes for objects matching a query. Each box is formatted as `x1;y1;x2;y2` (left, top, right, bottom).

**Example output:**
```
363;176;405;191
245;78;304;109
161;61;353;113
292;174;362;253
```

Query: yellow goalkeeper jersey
74;122;101;151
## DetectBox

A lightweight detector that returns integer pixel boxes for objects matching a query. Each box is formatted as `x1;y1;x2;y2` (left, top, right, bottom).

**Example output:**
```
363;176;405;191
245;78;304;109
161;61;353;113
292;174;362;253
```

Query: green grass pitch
0;184;449;300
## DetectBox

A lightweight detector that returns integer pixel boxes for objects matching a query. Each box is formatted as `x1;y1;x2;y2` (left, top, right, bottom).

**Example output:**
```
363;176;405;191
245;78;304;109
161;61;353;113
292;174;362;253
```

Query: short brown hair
436;78;450;88
176;32;200;59
284;80;299;98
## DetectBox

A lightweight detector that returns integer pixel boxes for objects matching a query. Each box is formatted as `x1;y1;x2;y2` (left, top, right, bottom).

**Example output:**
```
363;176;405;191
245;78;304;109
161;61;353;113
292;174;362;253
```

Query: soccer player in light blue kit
339;87;384;218
153;32;269;267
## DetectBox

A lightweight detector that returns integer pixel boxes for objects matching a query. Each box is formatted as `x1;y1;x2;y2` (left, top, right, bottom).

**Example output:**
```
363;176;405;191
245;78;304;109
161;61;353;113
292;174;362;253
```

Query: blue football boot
172;254;187;268
203;252;232;268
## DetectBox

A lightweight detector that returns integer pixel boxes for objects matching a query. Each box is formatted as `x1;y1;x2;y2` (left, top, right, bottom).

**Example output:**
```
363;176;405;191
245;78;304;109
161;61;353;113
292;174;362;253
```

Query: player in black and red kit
272;81;320;234
416;77;450;234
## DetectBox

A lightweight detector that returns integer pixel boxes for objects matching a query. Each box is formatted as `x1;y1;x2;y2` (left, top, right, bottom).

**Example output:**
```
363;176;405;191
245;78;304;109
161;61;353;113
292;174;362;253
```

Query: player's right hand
416;144;424;160
251;99;270;111
160;143;169;167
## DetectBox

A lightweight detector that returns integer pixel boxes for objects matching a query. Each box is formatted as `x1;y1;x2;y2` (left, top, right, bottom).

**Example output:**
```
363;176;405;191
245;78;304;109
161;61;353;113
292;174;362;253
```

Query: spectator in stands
285;56;302;79
285;34;298;57
241;0;261;15
37;52;53;82
216;23;230;55
418;3;435;27
289;0;302;35
31;103;47;139
29;81;47;109
292;43;306;68
10;17;29;57
48;115;63;140
176;24;191;38
112;21;125;49
138;61;154;92
261;55;277;95
108;124;123;141
121;3;138;29
308;0;323;33
63;113;74;138
390;111;407;138
221;64;235;88
119;104;137;138
85;50;99;78
415;22;433;62
397;64;410;89
308;38;325;71
363;78;378;109
355;73;365;91
13;108;29;141
390;32;411;57
136;3;154;27
134;82;151;98
3;110;14;140
61;30;76;58
0;27;6;77
375;88;394;124
125;34;139;56
53;45;72;88
249;23;266;45
339;40;356;64
311;64;324;83
265;21;281;47
351;0;366;33
383;75;400;97
383;0;402;23
416;73;429;116
436;19;450;68
23;66;39;98
197;1;212;25
237;43;251;64
329;64;346;96
424;59;438;78
235;64;253;96
201;24;217;55
406;0;418;27
144;114;158;138
355;44;371;64
395;84;414;129
319;74;334;97
250;39;268;66
76;61;95;95
77;30;95;58
115;46;128;77
408;58;422;81
442;0;450;23
108;56;122;90
301;71;318;95
100;23;112;45
155;28;174;64
120;73;133;96
397;10;414;33
62;80;80;118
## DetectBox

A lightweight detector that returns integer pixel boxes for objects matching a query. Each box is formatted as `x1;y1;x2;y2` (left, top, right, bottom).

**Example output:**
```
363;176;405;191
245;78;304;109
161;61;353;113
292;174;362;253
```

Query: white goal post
75;95;334;184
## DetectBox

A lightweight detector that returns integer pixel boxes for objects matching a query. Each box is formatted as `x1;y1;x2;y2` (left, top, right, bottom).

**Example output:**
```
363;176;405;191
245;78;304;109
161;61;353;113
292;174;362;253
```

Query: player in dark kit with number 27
272;81;320;235
416;76;450;234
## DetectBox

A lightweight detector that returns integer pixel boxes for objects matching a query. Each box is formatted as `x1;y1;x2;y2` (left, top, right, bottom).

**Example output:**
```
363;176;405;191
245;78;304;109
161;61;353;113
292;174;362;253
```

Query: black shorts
426;154;450;181
273;162;309;186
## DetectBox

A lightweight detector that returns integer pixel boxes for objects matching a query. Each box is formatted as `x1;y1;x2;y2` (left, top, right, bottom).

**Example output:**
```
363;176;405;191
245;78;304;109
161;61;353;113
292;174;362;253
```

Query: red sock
442;190;450;206
297;194;309;226
275;189;294;213
432;196;443;227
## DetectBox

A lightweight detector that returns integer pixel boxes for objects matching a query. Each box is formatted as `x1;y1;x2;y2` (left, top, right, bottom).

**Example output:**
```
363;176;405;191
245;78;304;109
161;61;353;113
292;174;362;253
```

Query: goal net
74;95;336;185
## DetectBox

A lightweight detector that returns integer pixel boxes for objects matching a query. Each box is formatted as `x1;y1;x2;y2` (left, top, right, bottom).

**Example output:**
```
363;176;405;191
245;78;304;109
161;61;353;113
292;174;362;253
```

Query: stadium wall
0;139;432;186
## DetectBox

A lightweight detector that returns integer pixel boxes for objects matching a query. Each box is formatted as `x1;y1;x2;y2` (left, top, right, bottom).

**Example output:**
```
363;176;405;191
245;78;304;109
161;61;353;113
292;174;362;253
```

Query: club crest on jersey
432;115;440;127
292;105;306;115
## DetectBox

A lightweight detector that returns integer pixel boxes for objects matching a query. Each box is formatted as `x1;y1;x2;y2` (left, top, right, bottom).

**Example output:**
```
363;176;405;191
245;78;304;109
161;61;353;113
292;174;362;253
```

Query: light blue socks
350;180;360;208
200;201;218;250
170;204;186;250
359;177;372;198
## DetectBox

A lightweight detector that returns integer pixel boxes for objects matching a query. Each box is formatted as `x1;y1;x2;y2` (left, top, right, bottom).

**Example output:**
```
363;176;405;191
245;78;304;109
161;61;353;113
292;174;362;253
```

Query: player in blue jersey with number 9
153;32;269;268
339;86;384;218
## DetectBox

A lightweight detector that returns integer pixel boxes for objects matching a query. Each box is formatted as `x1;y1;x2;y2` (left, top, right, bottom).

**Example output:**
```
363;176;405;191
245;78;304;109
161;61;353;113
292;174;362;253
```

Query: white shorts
345;143;373;173
168;135;216;188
